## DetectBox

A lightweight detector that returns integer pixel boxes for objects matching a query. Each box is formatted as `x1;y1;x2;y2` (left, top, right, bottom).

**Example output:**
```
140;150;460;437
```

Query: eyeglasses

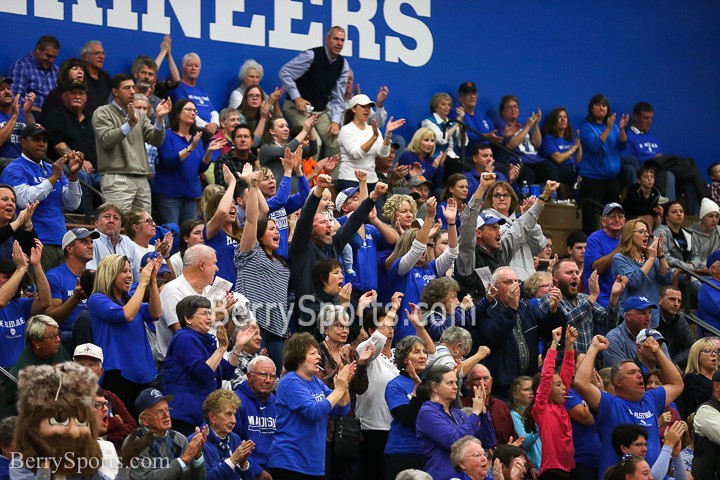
701;349;720;356
633;229;649;236
182;108;198;114
604;213;625;220
144;407;173;419
94;401;110;410
246;94;262;99
504;104;519;110
493;193;511;199
138;218;155;225
333;324;350;331
194;310;213;318
90;51;105;56
630;441;649;448
249;372;277;381
42;333;60;340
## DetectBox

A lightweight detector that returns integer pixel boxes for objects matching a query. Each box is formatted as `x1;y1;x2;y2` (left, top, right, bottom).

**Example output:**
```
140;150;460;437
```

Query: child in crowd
622;165;667;230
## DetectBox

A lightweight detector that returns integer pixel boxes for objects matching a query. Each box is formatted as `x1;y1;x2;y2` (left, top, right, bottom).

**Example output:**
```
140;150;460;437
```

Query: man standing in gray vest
279;26;349;158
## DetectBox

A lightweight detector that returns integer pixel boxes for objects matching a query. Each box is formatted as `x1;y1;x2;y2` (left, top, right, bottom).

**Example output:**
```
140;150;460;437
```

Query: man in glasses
129;388;207;480
584;202;626;308
604;296;670;368
233;355;277;480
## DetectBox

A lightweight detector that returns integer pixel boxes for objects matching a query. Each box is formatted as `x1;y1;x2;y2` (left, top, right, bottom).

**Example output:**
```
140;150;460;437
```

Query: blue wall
2;0;718;177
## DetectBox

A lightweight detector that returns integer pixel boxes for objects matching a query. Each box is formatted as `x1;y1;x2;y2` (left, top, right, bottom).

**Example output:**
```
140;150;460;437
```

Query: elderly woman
164;295;258;435
384;335;434;480
450;436;497;480
612;218;673;328
168;52;220;134
426;326;490;385
228;59;282;112
482;180;557;281
421;92;462;158
88;254;160;415
267;332;355;479
681;339;718;416
523;271;553;305
194;389;254;480
419;277;471;341
416;365;493;480
337;94;405;191
155;99;226;226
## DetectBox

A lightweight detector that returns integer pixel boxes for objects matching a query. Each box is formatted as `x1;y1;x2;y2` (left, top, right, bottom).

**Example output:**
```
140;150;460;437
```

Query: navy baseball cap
476;211;506;229
140;251;171;275
602;203;625;217
135;388;173;415
624;296;658;311
20;123;47;140
706;250;720;269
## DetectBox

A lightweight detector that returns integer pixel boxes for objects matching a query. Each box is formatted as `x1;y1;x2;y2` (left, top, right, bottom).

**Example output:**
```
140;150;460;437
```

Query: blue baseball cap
624;296;658;312
335;187;359;212
140;251;171;275
476;211;506;229
635;328;666;344
706;250;720;269
135;388;173;416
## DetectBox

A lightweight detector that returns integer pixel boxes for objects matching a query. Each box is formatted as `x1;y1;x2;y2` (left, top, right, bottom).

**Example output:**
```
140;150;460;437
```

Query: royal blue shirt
0;110;28;158
267;175;310;260
565;387;600;468
583;229;620;307
384;374;423;455
541;134;578;165
204;226;236;287
0;298;33;368
578;121;626;180
234;380;277;479
46;263;86;332
388;258;439;342
336;217;389;292
625;127;662;163
155;129;208;199
169;83;217;125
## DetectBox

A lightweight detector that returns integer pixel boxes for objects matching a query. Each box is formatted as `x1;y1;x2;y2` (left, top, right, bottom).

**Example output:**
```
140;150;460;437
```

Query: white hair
247;355;275;373
183;244;216;268
80;40;102;56
491;266;516;285
238;59;263;81
181;52;201;68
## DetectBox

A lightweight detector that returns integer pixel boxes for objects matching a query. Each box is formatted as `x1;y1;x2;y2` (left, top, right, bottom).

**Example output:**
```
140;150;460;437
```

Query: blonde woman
397;127;446;189
681;338;719;416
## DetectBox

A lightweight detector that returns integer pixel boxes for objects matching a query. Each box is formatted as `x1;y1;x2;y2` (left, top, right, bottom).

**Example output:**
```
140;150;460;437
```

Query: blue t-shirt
625;128;662;163
0;110;27;158
0;298;33;368
596;388;666;480
168;83;216;124
336;217;388;293
203;226;237;288
578;121;625;180
388;258;439;342
583;229;619;307
541;133;578;165
155;129;207;199
46;263;86;332
267;371;349;476
384;374;423;455
564;387;600;468
460;110;495;153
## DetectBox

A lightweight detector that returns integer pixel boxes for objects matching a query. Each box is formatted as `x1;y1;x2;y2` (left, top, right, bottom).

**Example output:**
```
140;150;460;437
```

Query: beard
23;429;103;476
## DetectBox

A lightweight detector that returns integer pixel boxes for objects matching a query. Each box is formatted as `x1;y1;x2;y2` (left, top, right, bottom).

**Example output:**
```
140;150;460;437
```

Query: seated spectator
87;203;142;281
195;389;254;480
39;57;95;123
0;76;34;167
577;93;628;234
208;107;241;160
73;343;137;452
165;296;256;435
92;73;169;214
612;218;673;328
611;422;687;480
228;326;262;390
214;124;256;190
233;356;277;480
436;173;468;229
169;53;219;136
44;228;98;347
126;387;207;480
508;376;541;470
656;286;696;369
88;254;161;416
682;338;718;417
691;369;720;478
653;201;700;297
0;240;51;370
44;80;101;212
235;168;289;371
91;386;121;479
266;332;355;479
0;124;82;271
407;176;431;218
540;106;581;187
622;166;667;230
416;365;493;480
229;59;278;112
8;35;60;112
385;335;435;480
4;314;70;417
534;233;556;272
496;95;558;185
420;92;462;160
689;198;720;275
397;127;445;191
258;115;318;186
464;143;516;198
623;101;707;215
155;99;226;226
482;180;559;281
698;250;720;337
455;82;502;157
337;94;404;191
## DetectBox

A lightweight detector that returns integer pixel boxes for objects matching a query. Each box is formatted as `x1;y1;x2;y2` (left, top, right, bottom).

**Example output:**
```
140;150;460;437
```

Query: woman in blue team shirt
155;99;226;226
578;93;629;233
204;167;243;287
386;197;459;342
88;253;161;415
267;333;355;480
540;107;582;188
436;173;468;229
396;127;446;190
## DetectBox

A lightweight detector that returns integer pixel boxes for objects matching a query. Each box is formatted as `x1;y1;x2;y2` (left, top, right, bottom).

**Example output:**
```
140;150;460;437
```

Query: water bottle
520;181;530;199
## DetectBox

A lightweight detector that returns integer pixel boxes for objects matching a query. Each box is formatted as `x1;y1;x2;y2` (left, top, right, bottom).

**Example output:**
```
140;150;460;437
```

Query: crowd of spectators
2;27;720;480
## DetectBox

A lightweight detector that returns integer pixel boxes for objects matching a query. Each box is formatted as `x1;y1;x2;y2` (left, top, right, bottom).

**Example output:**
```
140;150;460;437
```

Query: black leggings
579;176;621;234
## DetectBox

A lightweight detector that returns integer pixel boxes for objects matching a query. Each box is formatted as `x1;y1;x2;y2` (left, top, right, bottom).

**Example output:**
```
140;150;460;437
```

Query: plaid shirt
8;53;58;108
538;293;619;353
711;180;720;205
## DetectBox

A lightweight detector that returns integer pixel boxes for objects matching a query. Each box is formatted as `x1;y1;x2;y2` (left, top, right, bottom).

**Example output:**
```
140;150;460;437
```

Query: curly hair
393;335;426;371
202;389;241;420
420;277;460;308
382;194;417;224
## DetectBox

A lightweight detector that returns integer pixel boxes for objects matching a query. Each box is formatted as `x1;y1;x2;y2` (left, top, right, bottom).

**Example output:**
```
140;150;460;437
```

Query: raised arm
239;169;262;254
0;241;29;308
28;240;52;315
574;335;608;411
205;165;237;240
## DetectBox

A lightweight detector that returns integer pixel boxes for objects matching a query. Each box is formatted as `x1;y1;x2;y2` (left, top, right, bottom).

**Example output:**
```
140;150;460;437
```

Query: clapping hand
385;116;405;135
441;197;457;222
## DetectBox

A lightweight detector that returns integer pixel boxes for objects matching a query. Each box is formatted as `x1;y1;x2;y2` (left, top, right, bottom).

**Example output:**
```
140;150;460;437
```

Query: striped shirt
235;243;290;337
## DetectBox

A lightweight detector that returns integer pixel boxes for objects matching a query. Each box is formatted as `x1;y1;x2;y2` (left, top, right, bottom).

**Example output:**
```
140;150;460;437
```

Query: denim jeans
153;193;197;226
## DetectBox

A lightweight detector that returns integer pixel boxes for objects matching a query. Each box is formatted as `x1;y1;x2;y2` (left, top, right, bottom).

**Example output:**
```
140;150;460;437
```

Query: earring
433;394;439;402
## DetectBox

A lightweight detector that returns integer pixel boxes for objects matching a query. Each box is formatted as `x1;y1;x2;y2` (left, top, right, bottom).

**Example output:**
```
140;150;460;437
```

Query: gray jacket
688;221;720;268
653;223;694;270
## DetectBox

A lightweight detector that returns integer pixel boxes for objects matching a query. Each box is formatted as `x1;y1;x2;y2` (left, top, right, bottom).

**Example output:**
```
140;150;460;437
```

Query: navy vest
294;46;344;112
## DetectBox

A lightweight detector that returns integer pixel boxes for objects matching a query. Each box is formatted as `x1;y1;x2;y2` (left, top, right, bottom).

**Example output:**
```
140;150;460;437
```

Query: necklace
634;253;647;265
